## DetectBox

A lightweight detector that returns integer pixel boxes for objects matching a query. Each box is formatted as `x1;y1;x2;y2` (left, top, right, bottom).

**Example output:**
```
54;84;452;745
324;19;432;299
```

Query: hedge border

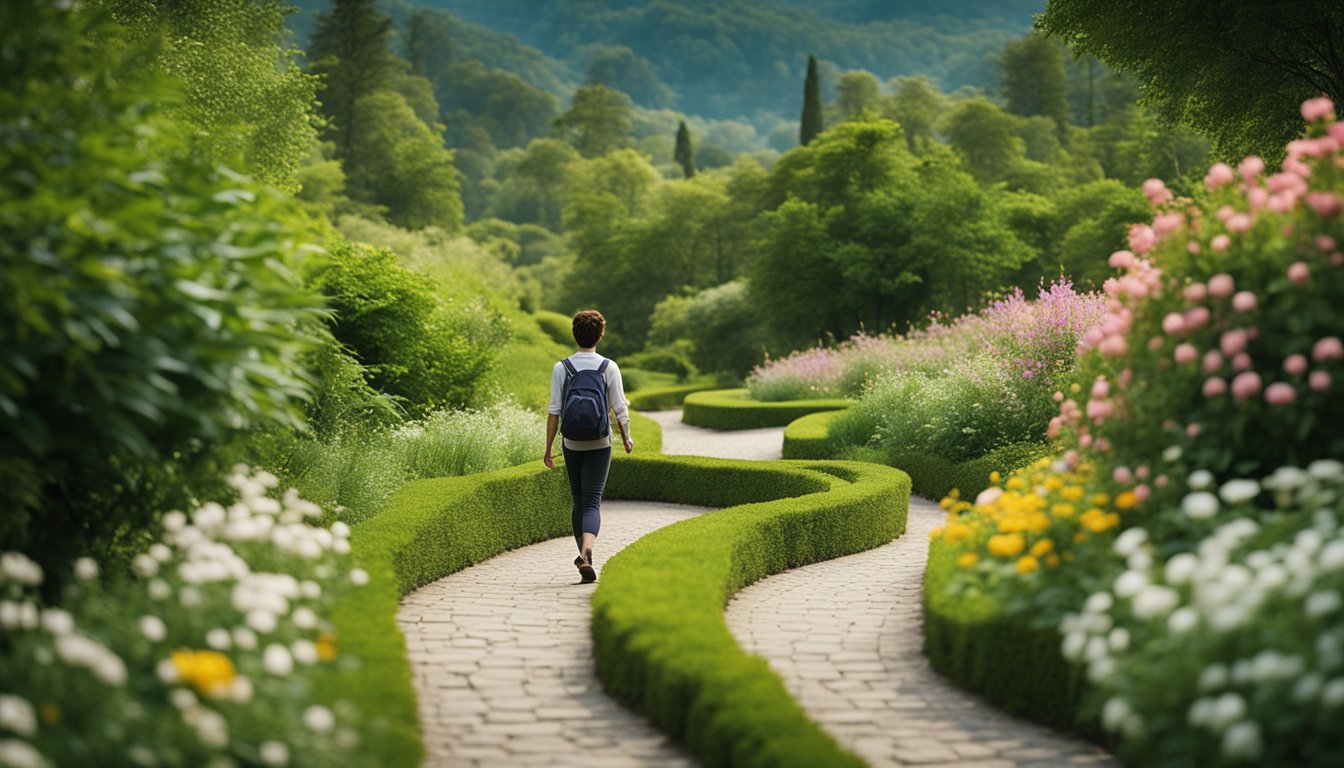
922;538;1103;739
627;383;721;411
594;457;912;768
681;388;851;430
780;410;844;460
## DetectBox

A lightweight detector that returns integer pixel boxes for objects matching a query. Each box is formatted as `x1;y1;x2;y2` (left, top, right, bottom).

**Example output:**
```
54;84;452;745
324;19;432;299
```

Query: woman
544;310;633;583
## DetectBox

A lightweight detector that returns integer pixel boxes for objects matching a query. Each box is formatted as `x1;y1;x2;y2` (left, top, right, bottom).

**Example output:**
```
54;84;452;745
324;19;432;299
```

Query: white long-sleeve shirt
548;351;630;451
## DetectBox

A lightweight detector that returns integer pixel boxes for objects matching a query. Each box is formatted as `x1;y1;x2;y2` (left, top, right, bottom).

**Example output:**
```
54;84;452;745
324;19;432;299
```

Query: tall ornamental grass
274;402;543;524
930;98;1344;766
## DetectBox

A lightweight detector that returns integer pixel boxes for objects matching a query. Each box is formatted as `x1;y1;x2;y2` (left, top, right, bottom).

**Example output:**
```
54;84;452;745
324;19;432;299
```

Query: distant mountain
396;0;1040;118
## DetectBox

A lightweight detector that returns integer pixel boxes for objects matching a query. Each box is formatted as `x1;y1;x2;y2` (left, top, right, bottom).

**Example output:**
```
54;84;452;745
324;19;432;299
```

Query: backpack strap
561;358;579;378
597;359;610;375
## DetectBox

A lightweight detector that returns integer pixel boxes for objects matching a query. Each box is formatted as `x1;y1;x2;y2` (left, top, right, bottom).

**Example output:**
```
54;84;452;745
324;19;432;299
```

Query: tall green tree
308;0;401;162
674;120;696;178
1001;33;1069;129
348;91;463;230
944;98;1027;183
800;54;824;145
835;70;882;119
1038;0;1344;160
554;84;634;157
886;76;948;152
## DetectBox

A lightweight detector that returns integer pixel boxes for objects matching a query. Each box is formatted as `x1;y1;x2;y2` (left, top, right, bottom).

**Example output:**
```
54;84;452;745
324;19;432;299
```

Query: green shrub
594;457;912;767
628;383;721;411
647;280;769;377
681;389;850;430
624;342;700;380
0;2;322;575
534;309;575;347
309;241;503;414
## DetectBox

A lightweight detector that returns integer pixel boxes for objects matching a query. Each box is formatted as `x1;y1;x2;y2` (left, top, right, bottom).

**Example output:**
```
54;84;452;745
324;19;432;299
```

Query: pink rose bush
933;98;1344;765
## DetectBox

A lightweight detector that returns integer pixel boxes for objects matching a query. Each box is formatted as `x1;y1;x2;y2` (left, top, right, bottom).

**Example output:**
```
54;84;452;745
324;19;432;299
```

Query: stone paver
646;409;783;460
398;500;708;767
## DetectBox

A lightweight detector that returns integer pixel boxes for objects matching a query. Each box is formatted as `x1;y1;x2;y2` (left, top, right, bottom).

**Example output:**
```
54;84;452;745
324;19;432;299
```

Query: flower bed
680;388;851;430
926;99;1344;765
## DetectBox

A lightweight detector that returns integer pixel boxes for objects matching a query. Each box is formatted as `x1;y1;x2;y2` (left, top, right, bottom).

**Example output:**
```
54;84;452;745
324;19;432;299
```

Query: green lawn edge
681;388;851;430
594;457;912;768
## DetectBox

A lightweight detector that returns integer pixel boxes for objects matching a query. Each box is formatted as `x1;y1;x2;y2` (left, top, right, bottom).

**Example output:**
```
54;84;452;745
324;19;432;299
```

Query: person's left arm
608;362;633;453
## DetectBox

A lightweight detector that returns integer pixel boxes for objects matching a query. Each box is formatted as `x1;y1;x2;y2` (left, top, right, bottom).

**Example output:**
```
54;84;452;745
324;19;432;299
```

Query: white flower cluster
1063;460;1344;762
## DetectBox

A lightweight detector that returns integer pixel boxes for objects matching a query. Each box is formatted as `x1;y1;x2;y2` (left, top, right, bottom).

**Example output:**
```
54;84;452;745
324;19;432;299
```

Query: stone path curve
654;409;1118;768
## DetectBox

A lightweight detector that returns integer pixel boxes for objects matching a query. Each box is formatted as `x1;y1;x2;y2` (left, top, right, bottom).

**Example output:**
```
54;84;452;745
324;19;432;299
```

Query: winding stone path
398;500;707;767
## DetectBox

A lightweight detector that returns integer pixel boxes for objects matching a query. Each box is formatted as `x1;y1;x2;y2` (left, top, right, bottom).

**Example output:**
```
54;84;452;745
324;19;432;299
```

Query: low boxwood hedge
681;388;851;431
628;383;721;411
594;457;912;768
780;410;844;459
922;538;1103;739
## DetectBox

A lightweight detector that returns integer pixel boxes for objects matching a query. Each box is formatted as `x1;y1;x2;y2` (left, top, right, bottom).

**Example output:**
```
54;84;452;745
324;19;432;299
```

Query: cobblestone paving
725;495;1119;767
398;500;708;767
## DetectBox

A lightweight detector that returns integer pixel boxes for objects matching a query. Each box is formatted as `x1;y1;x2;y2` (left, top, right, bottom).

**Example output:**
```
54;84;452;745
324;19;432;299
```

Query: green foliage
674;120;696;178
1038;0;1344;161
648;281;768;377
945;98;1027;183
533;310;575;347
627;383;722;411
308;0;402;161
0;1;321;573
834;70;882;120
800;54;824;145
623;344;699;381
1000;33;1069;129
309;241;499;414
347;90;464;230
489;138;581;230
594;457;910;768
554;84;635;158
1051;180;1151;288
585;44;676;109
681;389;850;430
112;0;320;189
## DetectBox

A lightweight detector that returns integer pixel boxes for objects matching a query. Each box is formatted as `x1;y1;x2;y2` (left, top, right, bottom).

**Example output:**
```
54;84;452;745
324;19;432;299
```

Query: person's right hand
543;451;554;469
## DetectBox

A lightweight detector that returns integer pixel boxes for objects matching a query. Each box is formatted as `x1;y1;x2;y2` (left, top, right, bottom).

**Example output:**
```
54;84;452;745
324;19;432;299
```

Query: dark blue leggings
562;445;611;549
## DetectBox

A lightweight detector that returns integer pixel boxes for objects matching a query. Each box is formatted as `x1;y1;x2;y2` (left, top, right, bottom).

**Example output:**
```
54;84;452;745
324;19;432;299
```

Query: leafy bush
623;342;699;380
681;389;850;430
533;310;575;347
310;241;502;414
647;280;769;377
0;2;321;575
0;469;370;766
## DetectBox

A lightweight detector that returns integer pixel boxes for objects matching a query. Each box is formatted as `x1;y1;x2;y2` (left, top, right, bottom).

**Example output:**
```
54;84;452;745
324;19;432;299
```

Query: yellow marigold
1006;477;1027;492
1030;538;1055;557
316;633;338;662
987;533;1026;558
1080;508;1120;533
1043;476;1064;492
989;470;1001;485
1051;503;1076;518
1060;486;1085;502
939;497;952;510
1114;491;1140;510
943;522;972;543
1092;493;1111;506
956;552;980;568
1016;555;1040;574
930;526;944;539
171;649;236;698
1046;554;1061;569
947;488;961;500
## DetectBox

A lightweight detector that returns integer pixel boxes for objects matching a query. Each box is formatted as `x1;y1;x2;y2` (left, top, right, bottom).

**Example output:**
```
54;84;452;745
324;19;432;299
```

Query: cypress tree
800;54;824;146
308;0;401;161
674;120;696;178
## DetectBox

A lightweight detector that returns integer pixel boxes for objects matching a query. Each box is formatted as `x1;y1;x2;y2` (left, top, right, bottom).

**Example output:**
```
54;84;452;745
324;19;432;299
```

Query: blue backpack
560;358;610;440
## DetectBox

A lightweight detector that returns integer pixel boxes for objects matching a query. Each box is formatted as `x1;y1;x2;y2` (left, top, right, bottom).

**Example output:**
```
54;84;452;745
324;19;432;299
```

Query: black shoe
578;549;597;583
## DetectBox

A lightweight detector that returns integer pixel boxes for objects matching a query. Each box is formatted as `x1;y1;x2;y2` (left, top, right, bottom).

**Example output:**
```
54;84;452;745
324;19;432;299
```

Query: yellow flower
1060;486;1085;502
1046;554;1061;569
171;649;236;698
989;471;1001;485
1114;491;1140;510
956;552;980;568
1016;555;1040;574
942;522;972;543
987;533;1026;558
1051;503;1076;518
1074;531;1088;544
316;633;338;662
1080;508;1120;533
1030;539;1055;557
1043;476;1064;492
1006;476;1027;492
1091;493;1111;506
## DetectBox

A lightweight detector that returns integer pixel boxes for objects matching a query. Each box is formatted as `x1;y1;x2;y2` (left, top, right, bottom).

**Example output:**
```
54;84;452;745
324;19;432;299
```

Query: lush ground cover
927;99;1344;766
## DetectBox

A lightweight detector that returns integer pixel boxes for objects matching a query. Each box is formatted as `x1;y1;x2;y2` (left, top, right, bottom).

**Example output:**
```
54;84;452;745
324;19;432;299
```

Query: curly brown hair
572;309;606;348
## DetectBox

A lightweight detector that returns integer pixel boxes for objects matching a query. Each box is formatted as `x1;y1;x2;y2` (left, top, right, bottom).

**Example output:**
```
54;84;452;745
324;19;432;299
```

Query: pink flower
1113;466;1133;485
1142;178;1173;206
1129;224;1157;254
1231;371;1263;401
1153;212;1185;236
1307;192;1342;218
1232;352;1252;371
1053;390;1064;402
1288;261;1311;284
1202;350;1224;374
1226;212;1253;233
1162;312;1186;335
1108;250;1136;269
1134;484;1151;502
1285;354;1309;375
1264;382;1296;406
1203;377;1227;397
1188;240;1202;254
1099;335;1127;357
1205;162;1236;190
1184;283;1208;303
1317;235;1338;252
1211;234;1232;252
1247;186;1269;210
1313;336;1344;361
1301;96;1336;123
1334;252;1344;267
1155;475;1170;488
1184;307;1211;330
1174;343;1198;364
1136;465;1150;480
1148;335;1164;351
1231;291;1258;313
1186;423;1201;439
976;487;1004;506
1239;155;1265;180
1207;273;1235;298
1220;329;1248;357
1310;370;1333;392
1079;433;1093;448
1091;378;1110;400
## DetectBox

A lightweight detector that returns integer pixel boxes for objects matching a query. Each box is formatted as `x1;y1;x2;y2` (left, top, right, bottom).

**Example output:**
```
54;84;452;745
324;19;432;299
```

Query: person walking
544;310;633;583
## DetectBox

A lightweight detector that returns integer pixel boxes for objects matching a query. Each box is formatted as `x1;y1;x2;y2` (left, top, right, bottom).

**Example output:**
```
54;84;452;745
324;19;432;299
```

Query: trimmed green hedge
780;410;845;459
682;388;851;431
628;410;663;455
923;538;1102;738
594;457;912;768
628;383;721;411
